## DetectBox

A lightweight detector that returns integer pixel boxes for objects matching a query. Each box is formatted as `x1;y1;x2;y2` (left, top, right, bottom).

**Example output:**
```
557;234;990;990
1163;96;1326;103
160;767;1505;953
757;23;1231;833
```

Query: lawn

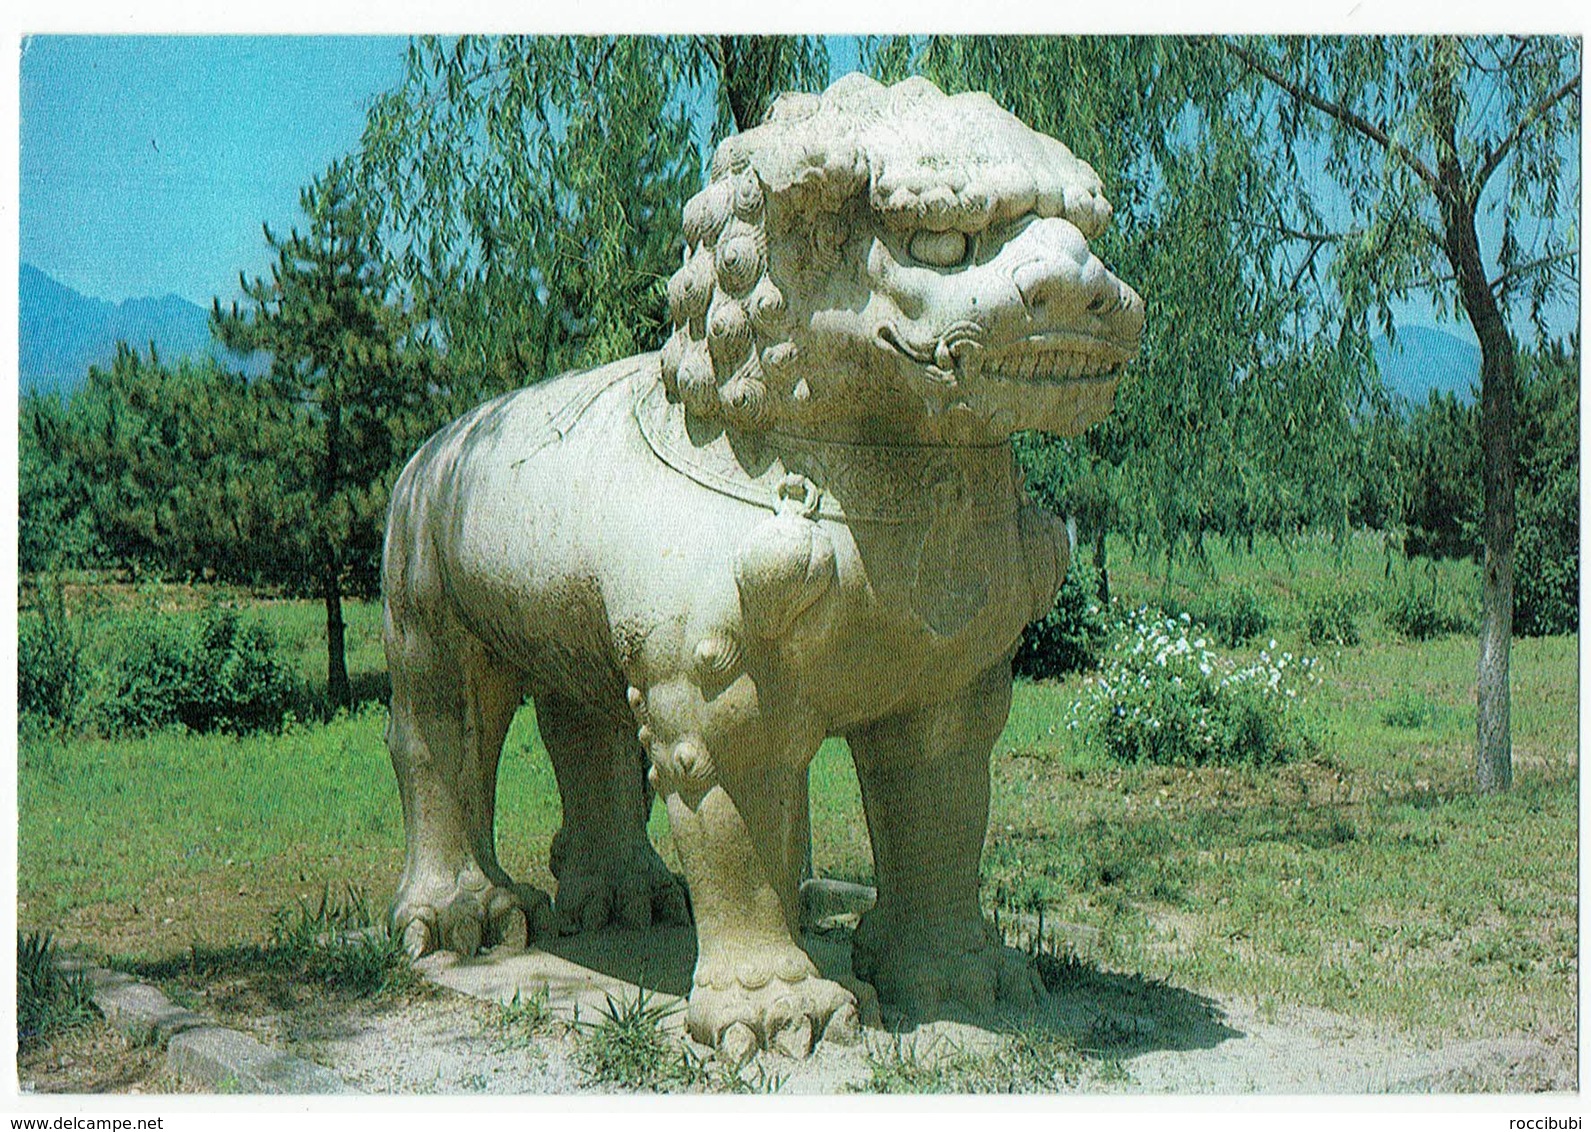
17;533;1578;1058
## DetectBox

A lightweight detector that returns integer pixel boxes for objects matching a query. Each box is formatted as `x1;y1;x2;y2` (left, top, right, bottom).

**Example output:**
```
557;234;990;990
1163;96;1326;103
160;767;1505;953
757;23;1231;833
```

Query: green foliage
1400;389;1481;560
18;578;92;734
97;606;301;736
1513;340;1579;637
1301;583;1363;646
1393;337;1578;638
19;393;100;573
359;36;827;395
1192;581;1273;648
1069;608;1319;767
212;159;429;602
17;931;99;1052
29;347;296;582
1382;568;1472;641
1014;561;1108;680
212;159;435;710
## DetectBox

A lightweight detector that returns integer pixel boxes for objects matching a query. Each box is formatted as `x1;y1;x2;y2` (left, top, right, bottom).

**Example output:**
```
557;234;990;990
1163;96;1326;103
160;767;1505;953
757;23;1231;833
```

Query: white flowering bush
1067;607;1320;767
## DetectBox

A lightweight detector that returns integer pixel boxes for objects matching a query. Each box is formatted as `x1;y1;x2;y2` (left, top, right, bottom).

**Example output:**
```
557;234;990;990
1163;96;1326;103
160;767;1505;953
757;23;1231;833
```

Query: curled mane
661;73;1111;433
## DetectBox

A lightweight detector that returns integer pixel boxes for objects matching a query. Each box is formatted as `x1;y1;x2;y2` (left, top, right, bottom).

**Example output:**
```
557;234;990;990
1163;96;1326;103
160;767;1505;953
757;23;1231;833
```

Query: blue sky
17;34;1577;346
20;36;408;305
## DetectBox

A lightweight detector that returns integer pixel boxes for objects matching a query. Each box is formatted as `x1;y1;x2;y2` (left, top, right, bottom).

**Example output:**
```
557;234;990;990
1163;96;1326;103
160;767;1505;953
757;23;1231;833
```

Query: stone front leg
846;664;1044;1021
630;677;861;1058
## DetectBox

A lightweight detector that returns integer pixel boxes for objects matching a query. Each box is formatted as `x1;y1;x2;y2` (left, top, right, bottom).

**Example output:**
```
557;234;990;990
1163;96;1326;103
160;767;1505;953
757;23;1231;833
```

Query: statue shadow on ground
510;922;1241;1061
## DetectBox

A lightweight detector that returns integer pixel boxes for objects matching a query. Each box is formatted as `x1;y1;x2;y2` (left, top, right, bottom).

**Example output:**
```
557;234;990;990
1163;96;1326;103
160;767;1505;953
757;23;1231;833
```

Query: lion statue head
660;73;1144;444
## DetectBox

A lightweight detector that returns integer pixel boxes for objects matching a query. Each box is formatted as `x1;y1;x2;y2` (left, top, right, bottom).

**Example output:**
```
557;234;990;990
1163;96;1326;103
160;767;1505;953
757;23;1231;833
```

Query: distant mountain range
19;263;1484;408
18;263;242;396
1372;325;1480;407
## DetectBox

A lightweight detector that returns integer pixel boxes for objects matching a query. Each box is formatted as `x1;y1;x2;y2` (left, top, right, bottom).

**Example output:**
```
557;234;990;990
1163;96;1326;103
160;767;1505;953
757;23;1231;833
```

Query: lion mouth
879;324;1133;386
975;332;1132;384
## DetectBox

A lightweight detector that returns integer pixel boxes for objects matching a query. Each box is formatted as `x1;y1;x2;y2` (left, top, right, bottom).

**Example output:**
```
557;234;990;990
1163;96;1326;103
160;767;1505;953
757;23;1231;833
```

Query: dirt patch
135;925;1574;1095
18;1019;207;1095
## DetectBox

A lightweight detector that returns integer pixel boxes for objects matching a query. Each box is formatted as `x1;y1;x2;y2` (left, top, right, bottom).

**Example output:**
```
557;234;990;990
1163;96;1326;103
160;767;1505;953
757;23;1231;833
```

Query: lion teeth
977;342;1128;384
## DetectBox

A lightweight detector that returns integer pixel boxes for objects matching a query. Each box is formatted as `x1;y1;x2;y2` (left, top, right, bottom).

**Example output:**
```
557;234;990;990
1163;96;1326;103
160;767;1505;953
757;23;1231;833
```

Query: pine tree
212;159;424;713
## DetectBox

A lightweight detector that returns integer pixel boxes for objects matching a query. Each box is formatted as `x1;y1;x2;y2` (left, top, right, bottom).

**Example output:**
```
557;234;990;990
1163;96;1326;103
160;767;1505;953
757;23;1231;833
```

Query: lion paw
552;840;690;935
688;949;863;1058
392;867;555;958
853;916;1044;1020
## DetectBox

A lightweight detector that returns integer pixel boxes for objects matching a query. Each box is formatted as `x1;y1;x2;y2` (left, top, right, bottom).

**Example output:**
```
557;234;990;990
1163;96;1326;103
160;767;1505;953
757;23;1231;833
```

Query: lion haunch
381;74;1143;1056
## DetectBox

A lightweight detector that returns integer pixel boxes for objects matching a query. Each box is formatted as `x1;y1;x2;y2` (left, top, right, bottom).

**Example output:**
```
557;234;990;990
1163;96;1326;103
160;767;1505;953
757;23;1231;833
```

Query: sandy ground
248;923;1572;1095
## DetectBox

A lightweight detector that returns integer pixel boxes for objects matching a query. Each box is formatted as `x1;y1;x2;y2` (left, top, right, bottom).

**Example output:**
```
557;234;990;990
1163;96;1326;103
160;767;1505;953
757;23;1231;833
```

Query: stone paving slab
61;956;355;1094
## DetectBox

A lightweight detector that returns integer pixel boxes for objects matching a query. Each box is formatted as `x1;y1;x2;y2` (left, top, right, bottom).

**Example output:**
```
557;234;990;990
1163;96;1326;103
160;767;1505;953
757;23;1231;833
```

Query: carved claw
392;874;553;959
687;959;859;1057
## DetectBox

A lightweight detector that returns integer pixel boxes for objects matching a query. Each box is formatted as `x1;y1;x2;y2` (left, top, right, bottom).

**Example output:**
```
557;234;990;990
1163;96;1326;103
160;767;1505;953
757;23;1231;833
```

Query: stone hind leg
536;689;689;934
847;663;1044;1021
385;603;554;957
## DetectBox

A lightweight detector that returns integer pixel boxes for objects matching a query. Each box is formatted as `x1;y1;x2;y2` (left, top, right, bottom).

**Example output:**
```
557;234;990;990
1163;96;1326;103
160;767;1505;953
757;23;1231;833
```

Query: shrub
1514;511;1578;635
18;578;92;733
1068;608;1318;767
17;931;99;1051
1301;583;1362;646
97;605;300;735
1382;569;1471;641
1014;561;1108;680
1513;338;1578;637
1193;582;1272;648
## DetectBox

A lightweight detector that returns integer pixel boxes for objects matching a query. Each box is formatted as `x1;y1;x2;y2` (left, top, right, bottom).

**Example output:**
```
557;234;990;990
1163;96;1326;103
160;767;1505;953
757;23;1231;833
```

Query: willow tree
357;35;828;400
867;36;1376;581
1220;36;1581;792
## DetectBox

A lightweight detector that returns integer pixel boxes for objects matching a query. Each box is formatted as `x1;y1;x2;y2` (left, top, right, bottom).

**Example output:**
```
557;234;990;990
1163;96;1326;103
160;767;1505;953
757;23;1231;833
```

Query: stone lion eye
908;229;969;268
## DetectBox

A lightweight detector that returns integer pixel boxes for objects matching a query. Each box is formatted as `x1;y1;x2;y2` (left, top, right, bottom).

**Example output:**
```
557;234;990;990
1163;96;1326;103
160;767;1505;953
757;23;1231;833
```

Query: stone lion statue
382;73;1143;1056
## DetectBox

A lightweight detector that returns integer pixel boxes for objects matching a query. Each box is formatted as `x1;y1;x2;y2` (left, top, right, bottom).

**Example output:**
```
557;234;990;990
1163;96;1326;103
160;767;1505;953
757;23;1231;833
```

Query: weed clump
1067;608;1318;767
269;885;418;999
1382;570;1471;641
1301;583;1363;646
18;931;100;1052
18;578;92;734
1381;690;1439;730
573;988;700;1091
852;1030;1083;1093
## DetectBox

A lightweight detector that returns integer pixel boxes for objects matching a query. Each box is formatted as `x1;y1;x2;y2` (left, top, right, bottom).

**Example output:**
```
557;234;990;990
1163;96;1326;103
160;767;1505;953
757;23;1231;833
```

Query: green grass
571;987;699;1091
851;1030;1085;1093
17;538;1579;1055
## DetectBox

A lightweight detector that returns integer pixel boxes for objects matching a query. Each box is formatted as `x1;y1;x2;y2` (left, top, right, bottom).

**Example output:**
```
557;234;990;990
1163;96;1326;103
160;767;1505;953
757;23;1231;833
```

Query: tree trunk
1471;303;1516;793
320;395;351;716
1093;523;1110;606
323;565;351;715
718;36;775;132
1433;69;1515;792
